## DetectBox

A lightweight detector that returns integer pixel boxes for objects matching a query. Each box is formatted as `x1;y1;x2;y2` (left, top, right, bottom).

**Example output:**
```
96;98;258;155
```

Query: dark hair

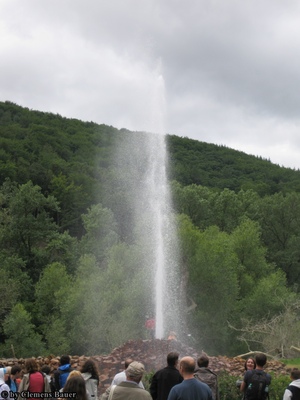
197;353;209;368
60;355;71;366
255;353;267;367
41;365;51;375
63;375;88;400
25;359;39;374
167;352;179;367
80;359;99;383
11;365;22;375
291;369;300;380
244;358;256;371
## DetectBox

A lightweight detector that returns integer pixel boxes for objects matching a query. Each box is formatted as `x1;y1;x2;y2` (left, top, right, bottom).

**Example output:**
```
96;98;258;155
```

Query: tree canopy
1;100;300;358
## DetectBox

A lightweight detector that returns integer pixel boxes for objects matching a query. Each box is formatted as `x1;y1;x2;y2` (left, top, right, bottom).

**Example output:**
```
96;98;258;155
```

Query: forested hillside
1;100;300;359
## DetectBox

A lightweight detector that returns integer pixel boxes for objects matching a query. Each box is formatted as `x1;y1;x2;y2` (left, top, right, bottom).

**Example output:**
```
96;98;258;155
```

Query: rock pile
0;339;290;395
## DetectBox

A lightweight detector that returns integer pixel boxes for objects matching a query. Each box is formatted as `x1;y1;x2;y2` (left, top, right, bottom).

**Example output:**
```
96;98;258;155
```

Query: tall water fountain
114;72;182;339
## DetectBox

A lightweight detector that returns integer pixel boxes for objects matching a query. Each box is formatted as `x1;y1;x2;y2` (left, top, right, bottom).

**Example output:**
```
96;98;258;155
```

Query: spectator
111;362;151;400
7;365;22;392
54;355;74;391
80;359;100;400
0;367;12;400
61;375;88;400
150;352;183;400
112;359;144;388
240;353;271;400
18;359;51;400
167;357;212;400
283;369;300;400
194;353;219;400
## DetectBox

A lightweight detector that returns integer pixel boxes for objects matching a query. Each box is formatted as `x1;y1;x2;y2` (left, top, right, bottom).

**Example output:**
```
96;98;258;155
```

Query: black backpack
245;370;269;400
287;385;300;400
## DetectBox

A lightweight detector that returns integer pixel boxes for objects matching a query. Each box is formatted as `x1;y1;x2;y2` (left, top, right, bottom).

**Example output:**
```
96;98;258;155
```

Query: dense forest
1;100;300;359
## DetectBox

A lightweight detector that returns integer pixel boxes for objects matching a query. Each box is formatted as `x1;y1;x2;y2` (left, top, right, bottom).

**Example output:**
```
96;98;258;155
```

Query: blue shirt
167;378;213;400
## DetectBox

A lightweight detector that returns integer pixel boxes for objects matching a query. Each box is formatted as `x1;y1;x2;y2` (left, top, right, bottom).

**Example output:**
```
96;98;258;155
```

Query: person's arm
149;373;158;400
240;380;246;392
167;386;177;400
54;371;61;391
240;371;250;393
100;385;111;400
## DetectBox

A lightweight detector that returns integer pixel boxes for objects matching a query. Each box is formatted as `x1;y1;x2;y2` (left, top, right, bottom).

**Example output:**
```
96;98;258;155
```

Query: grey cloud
1;0;300;168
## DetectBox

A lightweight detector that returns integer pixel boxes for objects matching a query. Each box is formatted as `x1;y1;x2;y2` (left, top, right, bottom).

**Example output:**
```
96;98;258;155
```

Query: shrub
218;371;291;400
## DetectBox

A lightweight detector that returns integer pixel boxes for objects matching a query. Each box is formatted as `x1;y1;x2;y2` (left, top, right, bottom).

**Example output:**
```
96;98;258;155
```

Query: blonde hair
67;370;81;381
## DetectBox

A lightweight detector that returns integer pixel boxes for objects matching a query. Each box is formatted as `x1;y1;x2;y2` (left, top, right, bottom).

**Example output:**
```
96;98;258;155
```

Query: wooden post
11;344;16;358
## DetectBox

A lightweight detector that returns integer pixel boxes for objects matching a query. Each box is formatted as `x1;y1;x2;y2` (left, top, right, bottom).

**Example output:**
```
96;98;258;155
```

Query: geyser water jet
139;72;181;339
114;70;182;340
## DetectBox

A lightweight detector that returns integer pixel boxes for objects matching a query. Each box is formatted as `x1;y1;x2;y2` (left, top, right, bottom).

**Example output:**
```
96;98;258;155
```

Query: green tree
231;218;272;296
80;203;119;264
35;262;72;350
35;262;72;324
257;192;300;286
1;303;45;357
0;180;60;281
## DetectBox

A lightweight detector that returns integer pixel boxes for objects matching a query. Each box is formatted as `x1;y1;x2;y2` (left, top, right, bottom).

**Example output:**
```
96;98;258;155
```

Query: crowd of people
0;352;299;400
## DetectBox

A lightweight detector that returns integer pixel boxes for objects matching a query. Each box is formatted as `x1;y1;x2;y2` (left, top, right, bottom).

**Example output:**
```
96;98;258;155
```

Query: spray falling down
139;73;181;339
114;71;182;340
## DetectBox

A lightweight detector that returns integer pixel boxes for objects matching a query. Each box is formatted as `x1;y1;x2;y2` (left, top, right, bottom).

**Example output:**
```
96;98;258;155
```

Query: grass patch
281;358;300;369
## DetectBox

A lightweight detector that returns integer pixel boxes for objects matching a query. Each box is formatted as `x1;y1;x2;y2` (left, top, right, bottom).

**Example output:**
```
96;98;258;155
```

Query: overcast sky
1;0;300;169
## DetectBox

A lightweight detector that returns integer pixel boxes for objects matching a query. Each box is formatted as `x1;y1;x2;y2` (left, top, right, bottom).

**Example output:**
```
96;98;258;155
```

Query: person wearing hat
105;361;151;400
112;359;144;389
0;367;12;400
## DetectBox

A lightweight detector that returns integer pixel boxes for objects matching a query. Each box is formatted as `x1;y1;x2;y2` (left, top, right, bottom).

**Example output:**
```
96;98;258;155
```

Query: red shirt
28;372;44;395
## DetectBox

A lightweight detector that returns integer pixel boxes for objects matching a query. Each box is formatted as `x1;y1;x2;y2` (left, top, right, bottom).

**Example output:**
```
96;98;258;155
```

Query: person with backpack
283;368;300;400
17;359;51;400
53;355;74;391
240;353;271;400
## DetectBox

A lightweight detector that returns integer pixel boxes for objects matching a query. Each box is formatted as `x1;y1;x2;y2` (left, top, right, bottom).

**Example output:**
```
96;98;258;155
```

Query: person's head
50;359;59;371
25;359;39;374
168;332;177;340
80;359;99;381
124;359;133;369
0;367;11;385
197;353;209;368
244;358;256;371
11;365;22;378
63;375;88;400
41;365;51;375
179;357;196;377
167;352;179;367
60;355;71;366
125;361;145;383
67;370;81;381
291;369;300;380
255;353;267;368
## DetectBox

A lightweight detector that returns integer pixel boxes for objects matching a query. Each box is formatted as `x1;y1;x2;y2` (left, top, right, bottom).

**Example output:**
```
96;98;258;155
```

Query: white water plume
113;68;181;339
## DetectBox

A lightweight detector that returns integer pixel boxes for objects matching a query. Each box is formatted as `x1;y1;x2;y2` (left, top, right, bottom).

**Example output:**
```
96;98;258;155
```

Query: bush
218;371;291;400
268;374;290;400
218;371;241;400
144;369;291;400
